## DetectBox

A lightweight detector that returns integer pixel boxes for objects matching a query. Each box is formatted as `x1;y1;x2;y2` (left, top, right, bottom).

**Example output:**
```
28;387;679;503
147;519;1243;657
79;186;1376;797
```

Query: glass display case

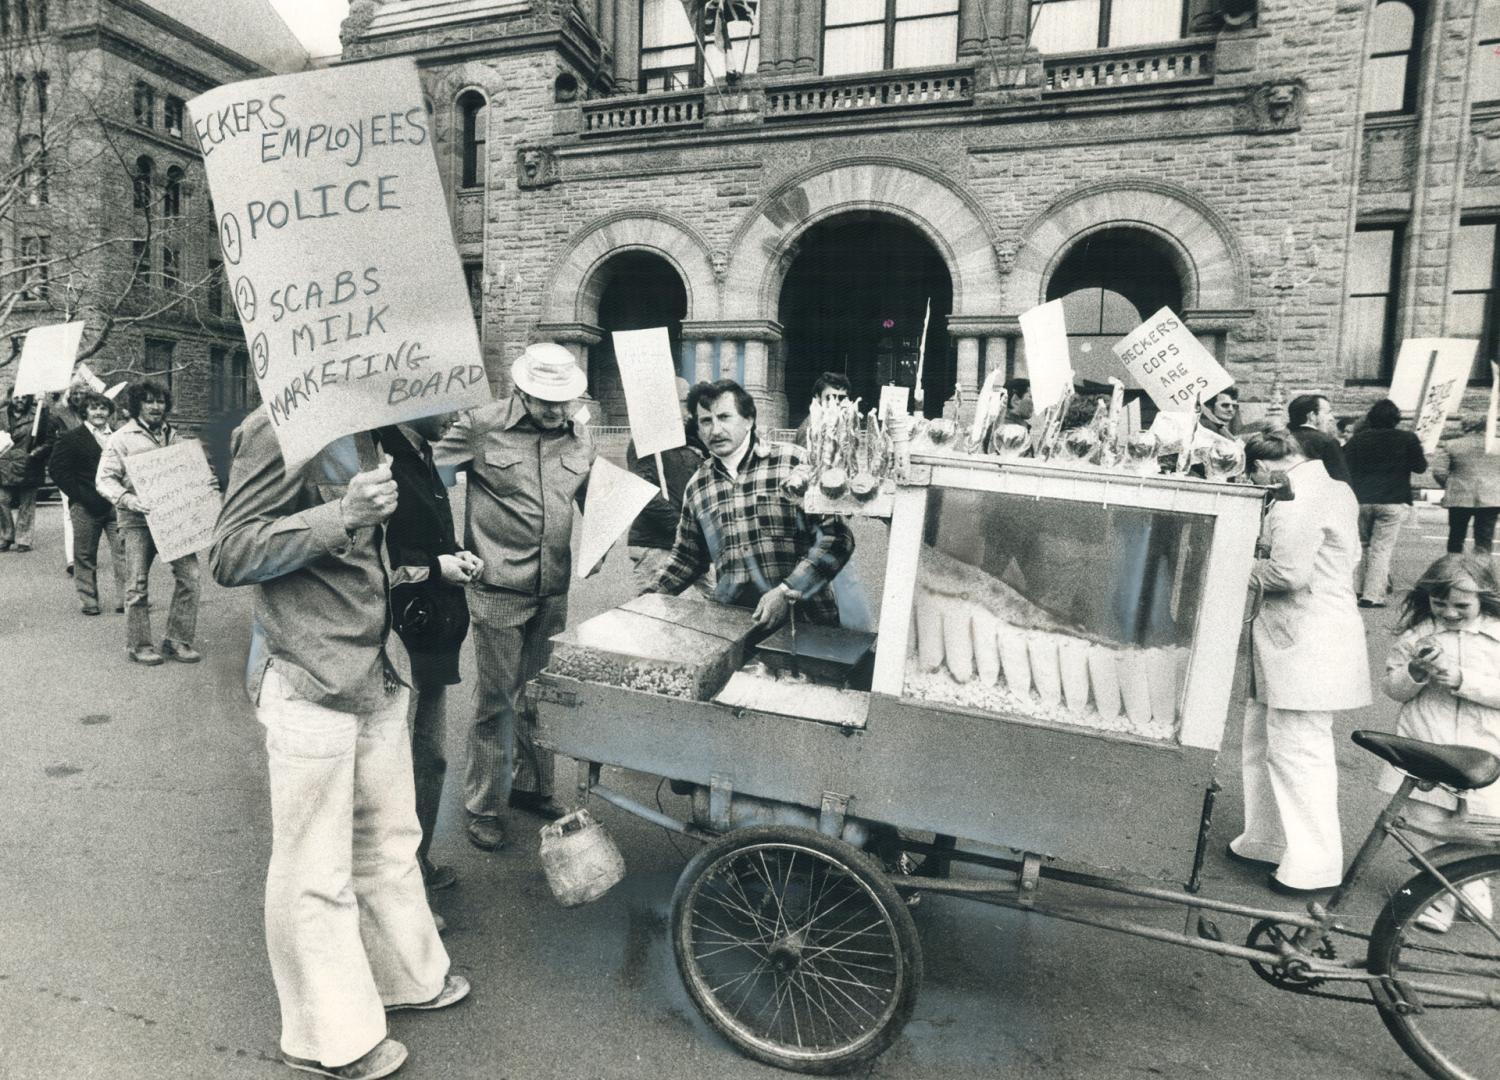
875;458;1267;754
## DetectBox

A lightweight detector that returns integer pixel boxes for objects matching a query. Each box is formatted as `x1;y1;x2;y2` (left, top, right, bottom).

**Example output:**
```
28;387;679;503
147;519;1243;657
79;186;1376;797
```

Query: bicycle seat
1352;730;1500;792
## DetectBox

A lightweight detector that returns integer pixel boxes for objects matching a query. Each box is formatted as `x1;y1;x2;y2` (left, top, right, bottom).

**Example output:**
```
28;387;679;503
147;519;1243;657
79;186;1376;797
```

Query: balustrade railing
582;90;706;135
1042;40;1215;94
766;65;974;118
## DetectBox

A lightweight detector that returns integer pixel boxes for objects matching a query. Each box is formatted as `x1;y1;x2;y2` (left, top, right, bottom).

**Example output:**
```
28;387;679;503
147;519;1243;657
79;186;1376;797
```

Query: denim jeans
1357;503;1410;603
258;668;447;1067
71;504;127;611
0;484;37;547
407;681;448;876
121;525;201;650
1447;506;1498;554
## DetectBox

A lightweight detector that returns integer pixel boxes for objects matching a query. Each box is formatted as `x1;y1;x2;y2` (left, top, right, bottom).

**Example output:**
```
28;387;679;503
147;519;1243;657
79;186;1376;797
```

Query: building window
163;95;185;138
162;245;181;292
33;71;45;114
209;346;227;411
11;74;22;113
641;0;700;89
232;348;252;407
823;0;960;76
1027;0;1185;53
1343;224;1404;382
458;90;486;189
19;135;46;205
212;346;251;412
464;262;484;327
133;81;154;127
131;239;150;294
20;233;48;300
1475;2;1500;105
0;3;8;36
1451;220;1498;385
1364;0;1421;114
163;165;183;217
208;258;224;316
133;155;153;210
144;338;175;391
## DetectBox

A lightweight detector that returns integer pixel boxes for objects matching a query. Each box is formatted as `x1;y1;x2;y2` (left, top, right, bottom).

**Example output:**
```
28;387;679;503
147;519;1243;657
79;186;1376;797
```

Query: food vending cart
532;452;1500;1079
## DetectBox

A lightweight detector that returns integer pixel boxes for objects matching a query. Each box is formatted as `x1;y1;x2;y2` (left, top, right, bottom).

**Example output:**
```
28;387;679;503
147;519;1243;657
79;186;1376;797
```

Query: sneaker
160;639;201;663
14;543;30;552
128;645;165;666
466;815;505;851
1358;599;1387;609
507;792;569;821
386;974;470;1013
283;1037;407;1079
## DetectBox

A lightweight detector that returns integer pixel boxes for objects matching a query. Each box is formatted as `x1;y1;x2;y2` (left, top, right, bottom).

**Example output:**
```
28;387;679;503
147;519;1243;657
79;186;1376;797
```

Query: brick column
757;0;783;75
959;0;986;57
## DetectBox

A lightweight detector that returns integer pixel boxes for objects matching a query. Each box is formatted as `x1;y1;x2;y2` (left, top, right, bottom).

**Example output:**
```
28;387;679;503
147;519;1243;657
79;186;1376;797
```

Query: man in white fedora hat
433;342;594;852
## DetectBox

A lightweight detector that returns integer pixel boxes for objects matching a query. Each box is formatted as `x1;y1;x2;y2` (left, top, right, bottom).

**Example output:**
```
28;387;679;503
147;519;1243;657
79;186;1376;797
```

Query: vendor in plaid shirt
645;379;854;628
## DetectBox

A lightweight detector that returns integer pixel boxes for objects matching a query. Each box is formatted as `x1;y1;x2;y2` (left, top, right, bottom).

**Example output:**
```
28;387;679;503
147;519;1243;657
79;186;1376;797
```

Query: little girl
1380;554;1500;932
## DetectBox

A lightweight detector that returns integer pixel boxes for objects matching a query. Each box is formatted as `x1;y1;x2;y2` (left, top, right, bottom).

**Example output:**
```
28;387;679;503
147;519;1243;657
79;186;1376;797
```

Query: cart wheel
670;825;921;1074
1367;854;1500;1080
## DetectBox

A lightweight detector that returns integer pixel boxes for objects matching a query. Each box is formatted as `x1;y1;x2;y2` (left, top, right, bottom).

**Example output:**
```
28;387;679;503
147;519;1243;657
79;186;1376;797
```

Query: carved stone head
710;249;729;283
516;147;559;189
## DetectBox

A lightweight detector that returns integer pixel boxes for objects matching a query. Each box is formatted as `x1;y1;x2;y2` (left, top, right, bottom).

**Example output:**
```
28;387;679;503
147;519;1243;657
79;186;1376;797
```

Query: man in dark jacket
625;376;709;595
49;392;127;615
1344;398;1428;607
1287;393;1351;484
0;384;59;552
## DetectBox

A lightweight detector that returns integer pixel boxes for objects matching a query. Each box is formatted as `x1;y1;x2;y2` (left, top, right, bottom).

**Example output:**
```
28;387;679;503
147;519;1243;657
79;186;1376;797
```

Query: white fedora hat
511;342;587;402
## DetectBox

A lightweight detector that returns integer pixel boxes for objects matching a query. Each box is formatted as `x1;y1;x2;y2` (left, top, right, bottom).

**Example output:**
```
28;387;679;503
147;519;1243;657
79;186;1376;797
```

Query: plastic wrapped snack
1147;647;1182;727
970;607;1000;686
1087;644;1123;722
1117;649;1154;729
996;624;1032;697
1027;632;1062;708
1058;638;1092;714
943;605;974;683
915;590;945;672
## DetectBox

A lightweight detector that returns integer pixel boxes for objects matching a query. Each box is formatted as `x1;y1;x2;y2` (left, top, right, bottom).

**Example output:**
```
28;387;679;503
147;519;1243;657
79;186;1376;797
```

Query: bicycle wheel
1368;853;1500;1080
669;825;921;1074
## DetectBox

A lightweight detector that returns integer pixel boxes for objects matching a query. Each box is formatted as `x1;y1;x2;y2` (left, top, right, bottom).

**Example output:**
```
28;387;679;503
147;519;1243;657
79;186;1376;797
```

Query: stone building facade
344;0;1499;430
0;0;305;428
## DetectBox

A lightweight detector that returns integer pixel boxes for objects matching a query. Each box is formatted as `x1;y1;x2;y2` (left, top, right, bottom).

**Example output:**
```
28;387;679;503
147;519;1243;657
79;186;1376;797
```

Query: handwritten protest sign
103;382;127;400
74;362;106;393
1019;299;1072;411
188;58;490;470
1112;308;1231;412
1388;338;1478;453
879;383;909;420
123;440;222;562
12;322;85;398
612;328;685;457
577;457;659;578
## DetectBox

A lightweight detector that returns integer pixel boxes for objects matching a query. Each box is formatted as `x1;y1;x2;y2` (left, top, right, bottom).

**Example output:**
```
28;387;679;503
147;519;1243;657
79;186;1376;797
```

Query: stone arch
1008;178;1248;312
723;157;1005;320
541;210;719;324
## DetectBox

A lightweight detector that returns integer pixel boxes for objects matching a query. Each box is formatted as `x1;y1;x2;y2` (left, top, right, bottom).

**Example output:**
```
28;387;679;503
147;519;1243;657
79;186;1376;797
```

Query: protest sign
103;382;127;400
1486;363;1497;455
187;58;490;471
0;431;12;455
879;384;910;420
611;327;685;457
13;322;85;398
74;362;106;393
1019;299;1072;412
1388;338;1478;453
123;440;222;562
577;457;659;578
1112;308;1231;413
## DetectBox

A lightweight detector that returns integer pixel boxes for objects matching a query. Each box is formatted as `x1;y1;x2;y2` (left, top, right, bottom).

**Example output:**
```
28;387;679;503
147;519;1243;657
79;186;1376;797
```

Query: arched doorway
1044;227;1186;389
587;250;688;425
778;214;954;423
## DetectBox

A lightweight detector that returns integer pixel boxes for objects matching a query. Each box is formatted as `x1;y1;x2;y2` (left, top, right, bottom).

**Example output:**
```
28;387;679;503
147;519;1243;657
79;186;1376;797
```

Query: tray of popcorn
753;623;877;689
621;592;759;647
548;608;743;700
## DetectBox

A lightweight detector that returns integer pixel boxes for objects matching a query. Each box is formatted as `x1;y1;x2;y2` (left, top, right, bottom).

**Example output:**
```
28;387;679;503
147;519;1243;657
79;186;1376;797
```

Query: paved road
0;496;1470;1079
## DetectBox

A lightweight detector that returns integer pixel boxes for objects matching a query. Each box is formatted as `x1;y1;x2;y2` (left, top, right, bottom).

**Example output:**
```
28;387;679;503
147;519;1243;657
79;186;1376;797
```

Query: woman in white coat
1229;431;1372;894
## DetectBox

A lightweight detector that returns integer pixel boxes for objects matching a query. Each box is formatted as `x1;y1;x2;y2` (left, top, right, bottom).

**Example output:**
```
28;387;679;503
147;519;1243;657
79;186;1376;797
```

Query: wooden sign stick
653;452;669;500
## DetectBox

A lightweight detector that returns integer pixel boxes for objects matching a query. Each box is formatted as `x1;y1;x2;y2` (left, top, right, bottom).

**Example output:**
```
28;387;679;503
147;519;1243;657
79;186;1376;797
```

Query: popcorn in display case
879;459;1267;753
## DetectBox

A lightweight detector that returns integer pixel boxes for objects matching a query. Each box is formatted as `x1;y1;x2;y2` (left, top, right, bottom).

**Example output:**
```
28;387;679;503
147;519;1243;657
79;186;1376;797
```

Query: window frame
1343;222;1406;385
163;165;184;217
143;337;175;392
133;155;154;210
457;89;486;190
1025;0;1187;54
1364;0;1423;116
1452;217;1499;386
822;0;962;75
19;232;48;301
163;95;185;138
133;81;154;128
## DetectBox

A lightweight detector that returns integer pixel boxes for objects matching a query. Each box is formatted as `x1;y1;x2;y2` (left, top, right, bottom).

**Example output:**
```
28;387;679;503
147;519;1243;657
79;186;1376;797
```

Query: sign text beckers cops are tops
189;58;490;470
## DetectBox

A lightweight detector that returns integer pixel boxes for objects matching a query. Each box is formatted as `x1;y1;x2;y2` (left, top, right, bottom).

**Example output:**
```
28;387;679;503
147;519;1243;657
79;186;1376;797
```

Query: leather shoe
128;645;164;666
1225;844;1278;870
423;862;458;892
466;815;505;851
1267;873;1335;897
160;639;201;663
508;792;569;821
284;1037;407;1079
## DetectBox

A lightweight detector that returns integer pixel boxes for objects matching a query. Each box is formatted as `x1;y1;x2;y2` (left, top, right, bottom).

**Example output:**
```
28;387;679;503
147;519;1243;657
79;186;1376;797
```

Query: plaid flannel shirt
646;435;853;626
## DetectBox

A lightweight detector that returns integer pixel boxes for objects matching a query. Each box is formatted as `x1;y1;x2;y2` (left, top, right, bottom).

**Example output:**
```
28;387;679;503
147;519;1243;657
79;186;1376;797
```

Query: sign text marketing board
188;59;490;470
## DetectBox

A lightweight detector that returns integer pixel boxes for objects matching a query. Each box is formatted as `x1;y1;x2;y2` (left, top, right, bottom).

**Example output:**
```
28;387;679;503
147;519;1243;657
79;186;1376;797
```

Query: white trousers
1231;700;1344;890
258;668;448;1067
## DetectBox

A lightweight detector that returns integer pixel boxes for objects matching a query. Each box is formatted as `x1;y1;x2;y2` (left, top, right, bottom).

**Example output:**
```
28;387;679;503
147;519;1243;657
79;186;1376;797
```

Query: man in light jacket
1431;418;1500;555
95;380;202;666
1229;430;1371;895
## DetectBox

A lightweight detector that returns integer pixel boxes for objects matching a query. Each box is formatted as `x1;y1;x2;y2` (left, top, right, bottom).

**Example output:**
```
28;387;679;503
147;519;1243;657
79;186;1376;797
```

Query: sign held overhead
1112;308;1232;412
611;327;685;458
188;58;491;471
